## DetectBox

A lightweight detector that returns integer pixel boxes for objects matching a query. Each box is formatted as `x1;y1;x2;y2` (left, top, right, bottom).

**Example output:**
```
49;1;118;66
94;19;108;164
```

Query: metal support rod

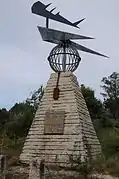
62;42;66;72
53;72;60;100
46;17;49;28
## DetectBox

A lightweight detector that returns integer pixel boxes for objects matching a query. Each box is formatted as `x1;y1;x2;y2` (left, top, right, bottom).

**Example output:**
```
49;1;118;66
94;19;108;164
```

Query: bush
97;128;119;158
6;173;27;179
91;155;119;177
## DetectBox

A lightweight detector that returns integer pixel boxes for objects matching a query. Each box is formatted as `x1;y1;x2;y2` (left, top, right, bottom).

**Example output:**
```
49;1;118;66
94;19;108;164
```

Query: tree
6;103;35;138
81;84;104;119
6;85;44;138
101;72;119;121
26;85;44;112
81;84;111;129
0;108;10;134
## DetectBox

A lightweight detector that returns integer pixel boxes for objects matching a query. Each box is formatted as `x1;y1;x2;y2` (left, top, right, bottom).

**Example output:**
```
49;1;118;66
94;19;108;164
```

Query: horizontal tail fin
73;18;85;26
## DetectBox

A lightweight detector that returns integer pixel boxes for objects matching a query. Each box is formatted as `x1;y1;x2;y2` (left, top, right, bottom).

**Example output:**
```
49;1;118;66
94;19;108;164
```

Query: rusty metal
53;72;61;100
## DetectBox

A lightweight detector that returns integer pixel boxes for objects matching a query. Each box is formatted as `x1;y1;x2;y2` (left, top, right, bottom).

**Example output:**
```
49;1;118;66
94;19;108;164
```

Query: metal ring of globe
48;42;81;72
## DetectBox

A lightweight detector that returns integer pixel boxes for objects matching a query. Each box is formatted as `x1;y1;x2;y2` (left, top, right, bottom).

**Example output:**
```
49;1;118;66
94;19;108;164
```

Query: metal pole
62;42;66;72
46;18;49;28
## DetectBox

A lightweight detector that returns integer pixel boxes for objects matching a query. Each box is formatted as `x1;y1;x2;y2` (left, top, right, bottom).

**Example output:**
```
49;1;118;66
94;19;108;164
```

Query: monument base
20;72;101;168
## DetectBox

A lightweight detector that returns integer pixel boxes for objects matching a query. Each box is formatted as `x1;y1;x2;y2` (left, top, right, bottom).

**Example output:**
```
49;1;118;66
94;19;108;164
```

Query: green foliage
101;72;119;120
0;134;24;157
1;73;119;176
26;85;44;111
98;128;119;158
1;85;44;139
5;103;34;138
81;84;104;119
101;72;119;99
91;154;119;177
0;108;10;134
80;84;110;130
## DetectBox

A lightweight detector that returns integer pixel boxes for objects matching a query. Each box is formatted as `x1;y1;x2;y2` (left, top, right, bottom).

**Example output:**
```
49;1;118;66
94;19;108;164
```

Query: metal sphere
48;42;81;72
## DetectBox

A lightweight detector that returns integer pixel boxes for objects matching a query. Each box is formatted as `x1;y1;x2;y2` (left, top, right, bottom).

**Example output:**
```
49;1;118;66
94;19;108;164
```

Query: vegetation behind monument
0;72;119;176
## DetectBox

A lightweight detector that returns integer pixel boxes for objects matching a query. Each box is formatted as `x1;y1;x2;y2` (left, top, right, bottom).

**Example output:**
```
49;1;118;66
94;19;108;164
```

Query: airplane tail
73;18;85;26
31;1;85;29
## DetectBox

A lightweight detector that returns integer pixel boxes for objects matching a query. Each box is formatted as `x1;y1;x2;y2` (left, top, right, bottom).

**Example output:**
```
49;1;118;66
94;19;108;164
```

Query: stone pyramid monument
20;0;108;173
20;72;101;167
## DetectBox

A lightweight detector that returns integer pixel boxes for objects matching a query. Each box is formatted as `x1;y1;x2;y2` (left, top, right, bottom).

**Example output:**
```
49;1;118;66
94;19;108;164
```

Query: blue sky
0;0;119;109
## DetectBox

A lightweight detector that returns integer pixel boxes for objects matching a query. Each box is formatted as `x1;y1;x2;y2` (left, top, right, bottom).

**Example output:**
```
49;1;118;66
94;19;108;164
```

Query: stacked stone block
20;72;101;167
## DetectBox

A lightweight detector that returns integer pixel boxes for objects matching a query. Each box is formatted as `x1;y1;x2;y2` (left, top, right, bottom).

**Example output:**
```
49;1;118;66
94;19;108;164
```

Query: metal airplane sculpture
32;1;108;58
32;1;85;28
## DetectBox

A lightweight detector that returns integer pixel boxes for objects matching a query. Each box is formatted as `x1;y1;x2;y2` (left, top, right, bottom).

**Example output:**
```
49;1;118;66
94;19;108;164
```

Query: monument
20;1;108;176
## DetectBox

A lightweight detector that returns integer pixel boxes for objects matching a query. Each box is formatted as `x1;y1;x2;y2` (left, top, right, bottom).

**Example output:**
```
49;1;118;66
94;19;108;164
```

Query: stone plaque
44;110;65;134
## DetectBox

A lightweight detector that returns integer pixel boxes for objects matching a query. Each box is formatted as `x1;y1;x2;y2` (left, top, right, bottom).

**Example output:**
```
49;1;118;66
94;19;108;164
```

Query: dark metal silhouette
32;1;85;28
48;43;81;72
53;72;61;100
38;26;108;58
31;1;108;73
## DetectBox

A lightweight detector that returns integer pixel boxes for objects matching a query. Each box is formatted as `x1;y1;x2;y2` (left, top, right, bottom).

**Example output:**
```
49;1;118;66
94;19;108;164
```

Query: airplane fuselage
32;1;79;28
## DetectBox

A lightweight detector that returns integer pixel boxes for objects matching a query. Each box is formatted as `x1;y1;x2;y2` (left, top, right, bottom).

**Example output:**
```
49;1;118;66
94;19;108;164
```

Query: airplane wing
70;41;109;58
38;26;94;43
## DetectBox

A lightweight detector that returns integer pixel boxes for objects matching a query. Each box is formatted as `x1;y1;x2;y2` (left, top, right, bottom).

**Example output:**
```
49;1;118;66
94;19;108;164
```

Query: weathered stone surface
20;72;101;166
44;110;65;134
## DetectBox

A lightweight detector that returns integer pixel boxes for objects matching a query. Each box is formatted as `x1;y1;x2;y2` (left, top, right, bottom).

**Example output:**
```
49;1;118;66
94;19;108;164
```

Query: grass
0;127;119;178
97;127;119;158
91;127;119;177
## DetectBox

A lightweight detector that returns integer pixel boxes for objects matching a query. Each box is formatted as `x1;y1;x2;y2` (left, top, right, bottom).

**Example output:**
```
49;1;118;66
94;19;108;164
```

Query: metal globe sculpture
32;1;108;73
48;42;81;72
